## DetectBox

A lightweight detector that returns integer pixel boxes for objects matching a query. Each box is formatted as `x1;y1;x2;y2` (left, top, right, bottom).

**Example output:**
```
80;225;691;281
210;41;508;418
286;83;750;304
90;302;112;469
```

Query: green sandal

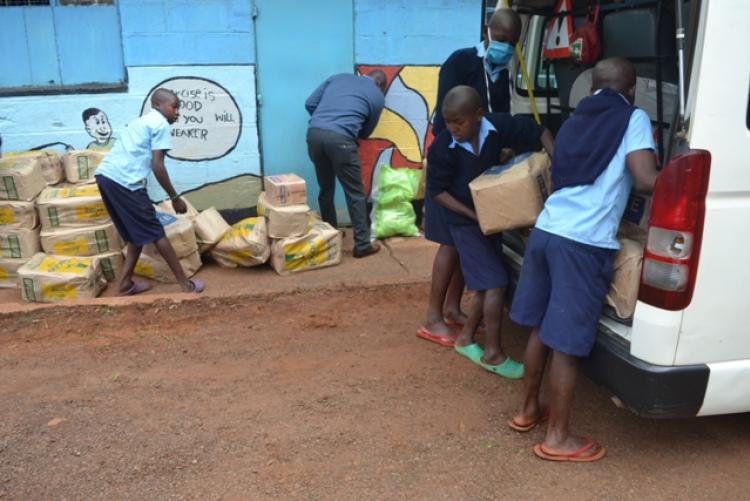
454;343;484;365
479;357;524;380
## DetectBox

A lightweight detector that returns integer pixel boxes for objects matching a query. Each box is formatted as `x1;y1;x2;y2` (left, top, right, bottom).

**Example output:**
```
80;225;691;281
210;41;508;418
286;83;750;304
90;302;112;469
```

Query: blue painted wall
355;0;481;65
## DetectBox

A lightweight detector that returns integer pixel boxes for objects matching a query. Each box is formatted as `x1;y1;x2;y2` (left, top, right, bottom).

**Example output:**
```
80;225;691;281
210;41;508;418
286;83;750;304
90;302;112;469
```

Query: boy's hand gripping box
469;152;552;235
263;174;307;206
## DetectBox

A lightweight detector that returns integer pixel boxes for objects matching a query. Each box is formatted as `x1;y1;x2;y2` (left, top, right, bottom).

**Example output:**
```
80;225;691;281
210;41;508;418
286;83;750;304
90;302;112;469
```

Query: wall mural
82;108;117;152
356;64;440;198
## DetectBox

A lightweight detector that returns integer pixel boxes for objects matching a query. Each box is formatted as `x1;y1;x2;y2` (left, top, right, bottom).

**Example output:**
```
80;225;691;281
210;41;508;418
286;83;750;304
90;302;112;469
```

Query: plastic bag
372;165;421;239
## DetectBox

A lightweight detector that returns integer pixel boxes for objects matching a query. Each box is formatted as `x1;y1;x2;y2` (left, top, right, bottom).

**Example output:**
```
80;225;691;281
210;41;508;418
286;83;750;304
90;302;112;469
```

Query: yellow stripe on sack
74;203;108;220
36;256;92;275
41;282;78;300
283;237;327;271
0;208;16;224
0;267;8;279
134;261;154;278
53;184;101;199
53;239;91;256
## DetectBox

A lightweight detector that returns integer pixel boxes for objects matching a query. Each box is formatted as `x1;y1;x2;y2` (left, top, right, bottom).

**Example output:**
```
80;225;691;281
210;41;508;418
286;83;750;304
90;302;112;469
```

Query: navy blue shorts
95;175;166;246
449;224;508;291
510;229;614;357
423;195;453;246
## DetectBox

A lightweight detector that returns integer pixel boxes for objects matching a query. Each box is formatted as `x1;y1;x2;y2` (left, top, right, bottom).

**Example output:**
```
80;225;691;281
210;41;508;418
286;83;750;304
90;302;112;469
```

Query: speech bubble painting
141;77;243;162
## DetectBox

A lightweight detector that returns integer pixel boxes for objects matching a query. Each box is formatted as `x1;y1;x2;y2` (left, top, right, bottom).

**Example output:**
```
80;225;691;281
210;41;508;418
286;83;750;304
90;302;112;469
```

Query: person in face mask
418;8;522;348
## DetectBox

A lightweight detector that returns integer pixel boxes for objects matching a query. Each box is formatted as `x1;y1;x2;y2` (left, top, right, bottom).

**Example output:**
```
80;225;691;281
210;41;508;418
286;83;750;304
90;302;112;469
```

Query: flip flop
454;343;484;364
479;357;524;379
533;438;607;463
189;279;205;293
122;281;151;296
416;326;457;347
443;319;464;329
508;408;550;432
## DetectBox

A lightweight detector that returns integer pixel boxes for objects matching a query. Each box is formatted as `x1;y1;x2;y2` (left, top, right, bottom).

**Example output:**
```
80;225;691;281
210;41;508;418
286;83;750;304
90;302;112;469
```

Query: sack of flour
210;217;270;268
18;253;106;302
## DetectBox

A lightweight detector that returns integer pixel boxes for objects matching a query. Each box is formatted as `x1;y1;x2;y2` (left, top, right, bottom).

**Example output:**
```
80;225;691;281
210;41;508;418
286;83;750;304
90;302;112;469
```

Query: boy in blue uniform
419;8;523;346
508;58;658;462
95;88;205;296
427;86;554;378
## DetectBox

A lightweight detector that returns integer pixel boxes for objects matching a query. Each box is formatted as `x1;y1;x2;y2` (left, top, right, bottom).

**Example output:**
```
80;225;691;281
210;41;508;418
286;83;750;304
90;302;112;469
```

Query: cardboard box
142;214;197;259
264;174;307;206
62;150;105;184
606;238;644;319
621;192;652;236
93;251;124;282
0;155;48;201
0;200;38;230
270;221;341;275
4;151;64;185
0;226;41;259
36;184;110;229
210;217;270;268
0;257;29;288
469;152;551;235
41;222;123;256
257;191;310;239
156;197;200;220
193;207;231;253
134;249;201;283
18;253;106;302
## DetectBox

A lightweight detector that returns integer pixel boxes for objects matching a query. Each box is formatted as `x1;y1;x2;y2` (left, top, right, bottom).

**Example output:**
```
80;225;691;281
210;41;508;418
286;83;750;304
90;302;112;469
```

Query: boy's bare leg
153;237;194;293
443;267;467;325
480;287;506;365
513;328;550;426
423;244;460;335
543;350;592;453
118;242;144;294
455;290;483;347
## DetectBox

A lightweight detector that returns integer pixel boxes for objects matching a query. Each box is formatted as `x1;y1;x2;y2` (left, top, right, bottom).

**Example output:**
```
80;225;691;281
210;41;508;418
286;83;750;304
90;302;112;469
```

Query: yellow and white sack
156;198;200;220
0;226;41;259
270;221;341;275
0;257;28;288
18;253;106;303
193;207;230;253
36;184;110;229
142;215;197;259
257;191;310;239
0;200;38;230
93;251;124;282
210;217;269;268
62;150;105;184
606;238;644;319
0;155;47;201
134;250;201;283
41;222;122;256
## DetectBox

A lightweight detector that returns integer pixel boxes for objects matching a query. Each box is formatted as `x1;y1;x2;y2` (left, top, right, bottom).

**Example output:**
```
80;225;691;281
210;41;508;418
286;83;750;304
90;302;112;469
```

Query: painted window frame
0;0;126;96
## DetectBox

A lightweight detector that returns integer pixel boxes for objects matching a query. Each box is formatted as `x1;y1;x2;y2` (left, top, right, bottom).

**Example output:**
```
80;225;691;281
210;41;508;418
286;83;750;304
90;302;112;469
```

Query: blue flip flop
479;357;524;380
454;343;484;365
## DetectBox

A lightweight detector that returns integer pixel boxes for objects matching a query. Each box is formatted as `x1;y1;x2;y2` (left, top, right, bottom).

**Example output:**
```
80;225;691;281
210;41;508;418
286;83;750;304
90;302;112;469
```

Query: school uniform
426;43;511;246
426;113;544;291
510;88;655;357
95;109;173;246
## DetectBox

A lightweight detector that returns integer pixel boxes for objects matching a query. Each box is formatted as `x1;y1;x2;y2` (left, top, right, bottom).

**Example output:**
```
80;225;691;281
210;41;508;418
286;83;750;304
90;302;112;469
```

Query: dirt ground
1;283;749;500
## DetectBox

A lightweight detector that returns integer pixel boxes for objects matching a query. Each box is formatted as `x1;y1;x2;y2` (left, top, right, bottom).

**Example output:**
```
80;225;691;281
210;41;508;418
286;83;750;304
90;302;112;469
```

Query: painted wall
354;0;482;198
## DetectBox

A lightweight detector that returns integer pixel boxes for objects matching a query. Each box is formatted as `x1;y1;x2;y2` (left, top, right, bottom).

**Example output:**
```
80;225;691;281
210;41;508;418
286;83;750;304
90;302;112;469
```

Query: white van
503;0;750;417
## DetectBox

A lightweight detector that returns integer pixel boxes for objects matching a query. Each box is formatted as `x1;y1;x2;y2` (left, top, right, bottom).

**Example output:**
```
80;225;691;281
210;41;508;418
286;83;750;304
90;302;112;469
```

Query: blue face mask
486;40;514;67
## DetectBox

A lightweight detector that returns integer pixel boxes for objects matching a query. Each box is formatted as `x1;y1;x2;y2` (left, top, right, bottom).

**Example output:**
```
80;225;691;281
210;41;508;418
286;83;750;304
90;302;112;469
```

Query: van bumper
584;328;710;418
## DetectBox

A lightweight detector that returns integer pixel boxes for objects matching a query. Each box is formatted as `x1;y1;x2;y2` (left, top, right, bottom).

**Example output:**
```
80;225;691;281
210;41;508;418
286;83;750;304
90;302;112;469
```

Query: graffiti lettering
141;77;242;162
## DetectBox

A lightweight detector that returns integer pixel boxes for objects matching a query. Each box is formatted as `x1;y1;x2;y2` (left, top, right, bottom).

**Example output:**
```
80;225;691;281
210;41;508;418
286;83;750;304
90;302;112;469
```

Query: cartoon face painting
82;108;117;151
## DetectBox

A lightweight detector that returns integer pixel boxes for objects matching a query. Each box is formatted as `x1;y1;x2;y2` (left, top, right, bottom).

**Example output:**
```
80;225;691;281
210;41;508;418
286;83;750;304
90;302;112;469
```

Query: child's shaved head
489;8;522;43
443;85;483;116
151;88;178;107
592;58;637;95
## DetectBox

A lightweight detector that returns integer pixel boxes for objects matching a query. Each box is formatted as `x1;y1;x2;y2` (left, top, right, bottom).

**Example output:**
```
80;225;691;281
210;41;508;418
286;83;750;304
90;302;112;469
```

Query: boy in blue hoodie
427;85;554;379
508;58;659;462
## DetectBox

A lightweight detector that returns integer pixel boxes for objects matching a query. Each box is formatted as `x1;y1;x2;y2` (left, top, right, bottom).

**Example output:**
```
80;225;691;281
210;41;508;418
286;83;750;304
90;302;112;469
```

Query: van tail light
639;149;711;311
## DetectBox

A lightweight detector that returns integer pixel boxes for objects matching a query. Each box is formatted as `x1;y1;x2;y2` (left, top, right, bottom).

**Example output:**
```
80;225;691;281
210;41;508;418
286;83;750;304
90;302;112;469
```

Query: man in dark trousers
305;70;387;258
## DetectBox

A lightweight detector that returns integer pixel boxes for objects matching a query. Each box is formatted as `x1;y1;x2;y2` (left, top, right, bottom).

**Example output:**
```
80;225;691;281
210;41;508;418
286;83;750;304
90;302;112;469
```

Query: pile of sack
210;173;342;275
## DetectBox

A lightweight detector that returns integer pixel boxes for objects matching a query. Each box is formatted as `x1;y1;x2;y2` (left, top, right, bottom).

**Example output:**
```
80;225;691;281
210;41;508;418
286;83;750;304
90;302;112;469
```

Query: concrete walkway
0;235;436;314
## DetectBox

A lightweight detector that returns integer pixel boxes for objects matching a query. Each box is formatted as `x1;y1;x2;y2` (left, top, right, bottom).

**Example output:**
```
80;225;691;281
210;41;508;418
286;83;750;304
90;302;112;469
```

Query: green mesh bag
372;165;422;238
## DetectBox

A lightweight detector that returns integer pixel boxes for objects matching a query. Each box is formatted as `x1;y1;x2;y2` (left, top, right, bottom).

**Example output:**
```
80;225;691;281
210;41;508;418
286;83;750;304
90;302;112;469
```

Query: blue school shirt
535;107;655;250
96;110;173;191
427;114;543;226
